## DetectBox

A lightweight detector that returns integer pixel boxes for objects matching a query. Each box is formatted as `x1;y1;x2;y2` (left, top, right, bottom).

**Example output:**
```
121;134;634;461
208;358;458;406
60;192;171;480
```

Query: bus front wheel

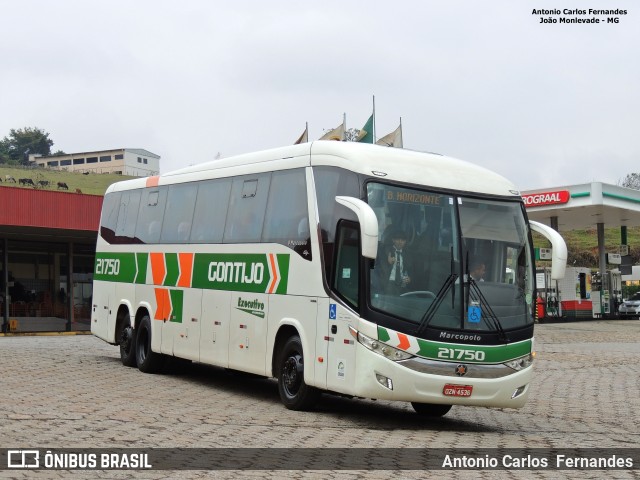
135;315;164;374
119;313;137;368
411;402;452;417
277;335;320;411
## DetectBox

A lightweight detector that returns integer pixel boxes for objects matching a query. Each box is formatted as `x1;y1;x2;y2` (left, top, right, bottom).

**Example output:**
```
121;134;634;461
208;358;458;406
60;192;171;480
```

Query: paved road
1;320;639;479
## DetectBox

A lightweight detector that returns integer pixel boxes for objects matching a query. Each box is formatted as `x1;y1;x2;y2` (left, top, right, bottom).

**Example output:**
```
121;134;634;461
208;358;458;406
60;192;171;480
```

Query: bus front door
325;303;358;395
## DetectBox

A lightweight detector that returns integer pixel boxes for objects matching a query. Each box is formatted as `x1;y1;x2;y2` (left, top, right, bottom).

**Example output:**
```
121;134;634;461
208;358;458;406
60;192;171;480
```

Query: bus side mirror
335;196;379;259
529;221;567;280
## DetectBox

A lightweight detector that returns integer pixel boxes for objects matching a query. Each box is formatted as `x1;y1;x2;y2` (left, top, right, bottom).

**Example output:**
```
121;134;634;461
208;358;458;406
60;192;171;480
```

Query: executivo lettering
237;297;265;311
236;296;266;318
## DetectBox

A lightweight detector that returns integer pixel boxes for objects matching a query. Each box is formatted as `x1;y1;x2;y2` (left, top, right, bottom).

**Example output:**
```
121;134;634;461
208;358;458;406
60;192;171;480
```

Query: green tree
344;128;362;142
0;127;55;165
619;173;640;190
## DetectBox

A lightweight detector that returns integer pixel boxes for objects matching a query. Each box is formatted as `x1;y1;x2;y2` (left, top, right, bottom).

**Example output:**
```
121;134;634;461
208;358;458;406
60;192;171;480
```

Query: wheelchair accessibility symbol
467;305;482;323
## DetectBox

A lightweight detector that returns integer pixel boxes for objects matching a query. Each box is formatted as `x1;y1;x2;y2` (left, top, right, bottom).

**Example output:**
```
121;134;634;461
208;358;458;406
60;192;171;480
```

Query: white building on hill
29;148;160;177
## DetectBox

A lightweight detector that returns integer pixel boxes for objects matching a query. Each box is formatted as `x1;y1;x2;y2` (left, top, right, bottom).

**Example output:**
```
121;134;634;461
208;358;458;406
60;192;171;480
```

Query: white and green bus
92;141;566;416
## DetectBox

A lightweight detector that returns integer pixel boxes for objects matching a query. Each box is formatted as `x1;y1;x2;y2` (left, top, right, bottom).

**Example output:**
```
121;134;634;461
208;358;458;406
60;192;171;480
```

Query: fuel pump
592;270;622;319
536;267;561;320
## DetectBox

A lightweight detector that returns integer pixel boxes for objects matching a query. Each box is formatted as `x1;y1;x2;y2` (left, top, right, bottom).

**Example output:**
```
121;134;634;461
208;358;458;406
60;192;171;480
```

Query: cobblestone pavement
1;319;639;479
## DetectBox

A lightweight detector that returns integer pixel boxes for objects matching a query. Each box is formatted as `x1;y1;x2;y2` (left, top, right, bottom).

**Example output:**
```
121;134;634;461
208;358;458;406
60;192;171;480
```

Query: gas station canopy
522;182;640;278
522;182;640;231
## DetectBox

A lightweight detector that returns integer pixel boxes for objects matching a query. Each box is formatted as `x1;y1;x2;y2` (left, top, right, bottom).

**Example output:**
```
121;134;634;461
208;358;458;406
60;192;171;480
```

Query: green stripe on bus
164;253;179;287
135;253;148;284
94;253;137;283
376;325;531;364
95;251;290;295
377;326;391;342
169;289;184;323
274;254;290;295
415;337;532;363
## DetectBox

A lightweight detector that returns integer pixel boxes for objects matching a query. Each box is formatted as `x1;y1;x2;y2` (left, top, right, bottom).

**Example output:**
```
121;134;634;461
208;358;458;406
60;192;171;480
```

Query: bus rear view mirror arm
529;220;568;280
335;196;379;259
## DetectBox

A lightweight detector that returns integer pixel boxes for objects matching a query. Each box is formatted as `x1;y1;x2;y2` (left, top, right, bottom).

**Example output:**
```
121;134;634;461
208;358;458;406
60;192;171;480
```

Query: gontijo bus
92;141;566;416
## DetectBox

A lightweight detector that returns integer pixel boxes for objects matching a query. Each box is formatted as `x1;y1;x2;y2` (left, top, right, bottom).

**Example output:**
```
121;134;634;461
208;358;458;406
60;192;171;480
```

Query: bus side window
262;169;311;258
313;167;360;281
115;190;142;242
191;178;231;243
160;184;197;244
135;187;167;244
224;174;271;243
333;222;360;309
99;191;121;243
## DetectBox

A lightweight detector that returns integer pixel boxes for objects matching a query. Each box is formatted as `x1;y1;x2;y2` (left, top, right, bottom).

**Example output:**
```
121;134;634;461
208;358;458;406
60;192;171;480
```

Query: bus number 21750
95;258;120;276
437;347;485;362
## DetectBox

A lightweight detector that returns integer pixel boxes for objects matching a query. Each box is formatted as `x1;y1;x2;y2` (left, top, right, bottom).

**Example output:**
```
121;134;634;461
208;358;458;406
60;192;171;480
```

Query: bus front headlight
349;326;414;361
504;354;534;371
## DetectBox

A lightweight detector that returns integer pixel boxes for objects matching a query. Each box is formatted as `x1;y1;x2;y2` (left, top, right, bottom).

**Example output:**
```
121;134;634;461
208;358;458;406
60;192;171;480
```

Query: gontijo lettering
208;261;264;284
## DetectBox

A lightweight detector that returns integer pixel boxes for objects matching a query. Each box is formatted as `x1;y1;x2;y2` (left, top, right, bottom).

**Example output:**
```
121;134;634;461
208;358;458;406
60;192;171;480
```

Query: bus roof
105;141;521;198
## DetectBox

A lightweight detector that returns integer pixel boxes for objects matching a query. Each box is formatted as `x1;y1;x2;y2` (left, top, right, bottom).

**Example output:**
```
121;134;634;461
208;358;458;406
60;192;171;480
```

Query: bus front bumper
352;343;533;409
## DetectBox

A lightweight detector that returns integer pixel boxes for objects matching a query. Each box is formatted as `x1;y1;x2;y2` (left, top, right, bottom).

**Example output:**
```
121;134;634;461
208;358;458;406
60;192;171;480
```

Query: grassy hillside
0;165;136;195
533;226;640;269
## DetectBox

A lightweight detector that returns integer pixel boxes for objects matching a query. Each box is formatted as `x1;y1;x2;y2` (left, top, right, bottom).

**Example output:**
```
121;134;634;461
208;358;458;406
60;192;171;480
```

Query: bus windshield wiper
468;278;509;342
416;273;458;337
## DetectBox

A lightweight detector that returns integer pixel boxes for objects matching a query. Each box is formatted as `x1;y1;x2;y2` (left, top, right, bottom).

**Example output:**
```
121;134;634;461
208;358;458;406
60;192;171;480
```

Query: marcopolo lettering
208;261;264;284
439;331;482;342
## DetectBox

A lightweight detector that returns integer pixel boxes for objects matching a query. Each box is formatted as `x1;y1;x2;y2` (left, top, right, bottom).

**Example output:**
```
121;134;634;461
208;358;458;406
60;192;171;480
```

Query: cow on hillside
5;175;16;183
57;182;69;190
19;178;35;186
38;180;50;188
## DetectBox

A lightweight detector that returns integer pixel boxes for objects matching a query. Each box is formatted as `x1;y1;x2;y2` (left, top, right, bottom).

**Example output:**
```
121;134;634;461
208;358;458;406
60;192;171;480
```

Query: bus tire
411;402;452;417
277;335;320;411
135;315;164;374
119;313;137;368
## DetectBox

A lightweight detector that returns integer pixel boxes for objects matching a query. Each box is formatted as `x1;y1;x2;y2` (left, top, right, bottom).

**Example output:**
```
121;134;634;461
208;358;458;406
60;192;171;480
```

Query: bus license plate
443;384;473;397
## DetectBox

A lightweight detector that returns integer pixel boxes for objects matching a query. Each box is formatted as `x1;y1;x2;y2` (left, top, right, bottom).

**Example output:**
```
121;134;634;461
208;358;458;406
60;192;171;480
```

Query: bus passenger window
224;174;270;243
262;169;311;258
115;190;142;242
135;187;167;244
99;192;121;243
161;184;197;243
191;178;231;243
333;222;360;309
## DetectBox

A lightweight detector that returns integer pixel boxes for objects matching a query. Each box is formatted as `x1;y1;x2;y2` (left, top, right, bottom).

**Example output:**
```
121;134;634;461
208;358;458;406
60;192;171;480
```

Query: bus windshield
367;183;534;334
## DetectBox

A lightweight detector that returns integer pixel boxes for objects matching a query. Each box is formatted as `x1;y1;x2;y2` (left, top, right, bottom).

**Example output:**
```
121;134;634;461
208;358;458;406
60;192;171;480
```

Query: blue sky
1;0;638;189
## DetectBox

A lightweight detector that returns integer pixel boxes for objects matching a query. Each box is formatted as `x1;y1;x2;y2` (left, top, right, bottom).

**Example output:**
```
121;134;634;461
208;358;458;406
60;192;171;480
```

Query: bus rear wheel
135;315;164;374
119;314;137;368
411;402;452;417
277;335;320;411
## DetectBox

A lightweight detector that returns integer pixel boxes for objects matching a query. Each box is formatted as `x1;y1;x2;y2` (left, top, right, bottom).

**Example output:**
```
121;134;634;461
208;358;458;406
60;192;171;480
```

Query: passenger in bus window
378;230;412;295
470;261;486;282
